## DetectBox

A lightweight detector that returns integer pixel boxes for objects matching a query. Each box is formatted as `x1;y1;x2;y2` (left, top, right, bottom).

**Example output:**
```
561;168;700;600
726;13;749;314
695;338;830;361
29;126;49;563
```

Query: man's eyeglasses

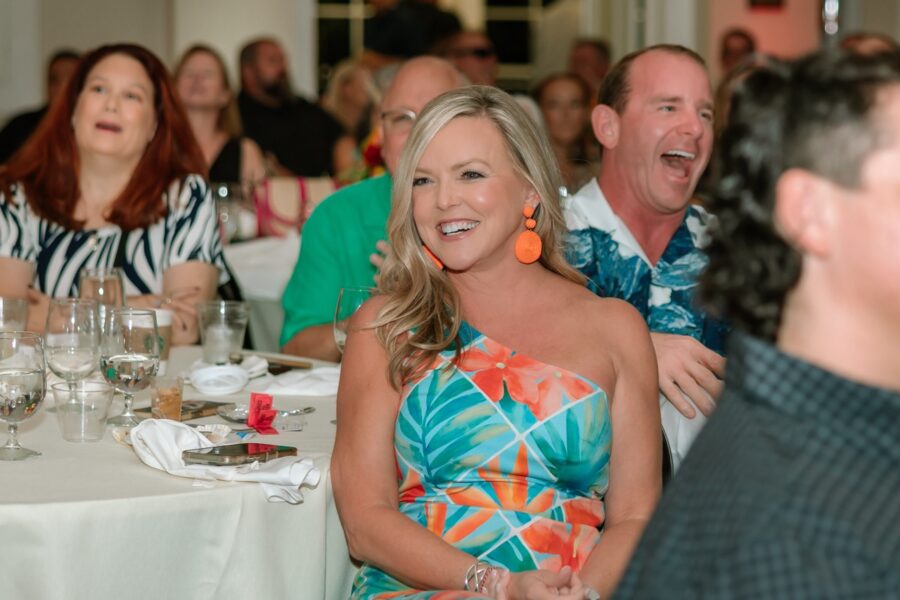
450;47;496;60
380;108;417;135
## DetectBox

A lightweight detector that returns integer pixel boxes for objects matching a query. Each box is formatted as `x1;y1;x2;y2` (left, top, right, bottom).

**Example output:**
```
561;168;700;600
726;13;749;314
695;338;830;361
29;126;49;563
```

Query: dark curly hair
700;49;900;340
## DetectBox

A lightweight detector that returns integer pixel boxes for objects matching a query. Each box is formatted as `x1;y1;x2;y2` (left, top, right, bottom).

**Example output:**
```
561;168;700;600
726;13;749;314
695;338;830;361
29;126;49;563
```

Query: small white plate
191;365;249;396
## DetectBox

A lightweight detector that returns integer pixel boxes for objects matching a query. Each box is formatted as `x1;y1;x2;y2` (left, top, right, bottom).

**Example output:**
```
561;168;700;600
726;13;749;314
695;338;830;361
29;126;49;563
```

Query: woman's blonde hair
375;85;585;388
174;44;243;138
321;59;380;115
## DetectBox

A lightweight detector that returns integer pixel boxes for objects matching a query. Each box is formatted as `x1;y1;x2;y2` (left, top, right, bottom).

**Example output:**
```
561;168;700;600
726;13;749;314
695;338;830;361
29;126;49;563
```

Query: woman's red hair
0;43;206;231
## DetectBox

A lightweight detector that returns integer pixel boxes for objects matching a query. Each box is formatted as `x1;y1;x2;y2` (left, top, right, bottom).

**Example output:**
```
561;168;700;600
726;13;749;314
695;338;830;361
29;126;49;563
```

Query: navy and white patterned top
564;179;727;354
0;174;227;297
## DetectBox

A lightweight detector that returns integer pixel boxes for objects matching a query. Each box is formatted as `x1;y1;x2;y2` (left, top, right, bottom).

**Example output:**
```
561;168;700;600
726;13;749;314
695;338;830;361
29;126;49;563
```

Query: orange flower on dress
560;497;605;527
534;370;595;420
447;443;556;513
520;519;600;573
456;339;545;410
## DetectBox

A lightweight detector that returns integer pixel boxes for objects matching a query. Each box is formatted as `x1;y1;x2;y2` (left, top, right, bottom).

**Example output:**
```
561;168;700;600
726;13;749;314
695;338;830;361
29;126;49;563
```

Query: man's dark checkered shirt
615;332;900;599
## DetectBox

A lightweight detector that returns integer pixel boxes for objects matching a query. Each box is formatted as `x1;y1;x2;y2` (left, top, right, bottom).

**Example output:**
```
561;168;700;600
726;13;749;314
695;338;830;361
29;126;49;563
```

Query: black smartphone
182;443;297;466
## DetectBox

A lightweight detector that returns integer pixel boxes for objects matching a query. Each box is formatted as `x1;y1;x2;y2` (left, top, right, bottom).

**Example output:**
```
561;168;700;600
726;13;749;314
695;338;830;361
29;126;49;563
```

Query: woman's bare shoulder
560;282;652;359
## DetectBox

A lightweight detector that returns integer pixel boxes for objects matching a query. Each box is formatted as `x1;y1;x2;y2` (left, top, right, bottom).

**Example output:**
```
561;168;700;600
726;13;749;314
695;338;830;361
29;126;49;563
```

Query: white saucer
191;365;249;396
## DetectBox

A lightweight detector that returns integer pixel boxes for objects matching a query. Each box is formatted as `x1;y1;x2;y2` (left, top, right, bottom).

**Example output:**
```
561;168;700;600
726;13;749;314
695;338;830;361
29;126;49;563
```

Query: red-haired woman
0;43;224;344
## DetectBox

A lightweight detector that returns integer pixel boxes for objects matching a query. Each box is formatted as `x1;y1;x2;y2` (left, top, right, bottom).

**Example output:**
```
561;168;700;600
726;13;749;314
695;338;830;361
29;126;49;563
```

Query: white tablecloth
0;346;355;600
224;234;300;352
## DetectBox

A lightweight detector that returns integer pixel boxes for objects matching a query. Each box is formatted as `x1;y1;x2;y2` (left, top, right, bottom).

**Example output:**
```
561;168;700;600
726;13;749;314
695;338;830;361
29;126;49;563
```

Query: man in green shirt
280;56;466;360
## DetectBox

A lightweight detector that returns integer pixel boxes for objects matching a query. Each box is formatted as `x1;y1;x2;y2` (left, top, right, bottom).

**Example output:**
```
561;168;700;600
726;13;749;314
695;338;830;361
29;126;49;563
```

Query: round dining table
0;346;356;600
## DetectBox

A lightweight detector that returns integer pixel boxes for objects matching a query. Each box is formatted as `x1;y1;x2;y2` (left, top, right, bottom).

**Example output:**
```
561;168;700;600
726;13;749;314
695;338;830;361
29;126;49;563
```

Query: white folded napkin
189;355;269;379
129;419;320;504
263;366;341;396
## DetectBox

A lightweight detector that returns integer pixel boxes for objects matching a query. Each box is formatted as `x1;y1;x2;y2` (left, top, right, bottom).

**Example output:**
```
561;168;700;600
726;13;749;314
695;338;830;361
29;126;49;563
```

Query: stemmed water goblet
333;287;372;355
45;298;100;392
101;308;159;428
79;266;125;332
0;331;46;460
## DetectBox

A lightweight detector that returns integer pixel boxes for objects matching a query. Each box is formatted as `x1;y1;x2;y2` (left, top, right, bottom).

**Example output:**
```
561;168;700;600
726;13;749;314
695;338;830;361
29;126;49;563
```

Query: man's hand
369;240;392;285
650;332;725;418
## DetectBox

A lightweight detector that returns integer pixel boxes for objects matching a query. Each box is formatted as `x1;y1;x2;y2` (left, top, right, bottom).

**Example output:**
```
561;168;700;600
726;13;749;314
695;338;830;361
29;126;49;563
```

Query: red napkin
247;393;278;435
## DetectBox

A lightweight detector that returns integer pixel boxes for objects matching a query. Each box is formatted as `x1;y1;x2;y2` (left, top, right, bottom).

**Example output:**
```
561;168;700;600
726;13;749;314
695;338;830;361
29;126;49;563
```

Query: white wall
171;0;317;100
0;0;318;122
0;0;41;122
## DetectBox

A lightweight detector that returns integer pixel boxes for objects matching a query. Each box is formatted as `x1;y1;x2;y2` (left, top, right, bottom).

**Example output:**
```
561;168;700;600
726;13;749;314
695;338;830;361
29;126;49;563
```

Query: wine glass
333;287;372;355
79;266;125;332
45;298;100;391
0;331;46;460
101;308;159;427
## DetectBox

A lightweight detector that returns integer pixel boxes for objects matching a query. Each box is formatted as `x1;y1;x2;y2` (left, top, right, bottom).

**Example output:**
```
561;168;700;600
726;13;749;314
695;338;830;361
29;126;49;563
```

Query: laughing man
565;45;728;468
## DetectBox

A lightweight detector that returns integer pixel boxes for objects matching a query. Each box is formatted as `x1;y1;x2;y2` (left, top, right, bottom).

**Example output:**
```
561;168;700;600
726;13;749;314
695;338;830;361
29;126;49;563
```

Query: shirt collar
726;331;900;432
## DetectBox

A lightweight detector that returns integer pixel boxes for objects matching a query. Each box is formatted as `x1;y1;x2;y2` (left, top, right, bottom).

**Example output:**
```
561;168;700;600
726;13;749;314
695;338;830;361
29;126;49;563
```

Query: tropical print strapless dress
351;322;612;599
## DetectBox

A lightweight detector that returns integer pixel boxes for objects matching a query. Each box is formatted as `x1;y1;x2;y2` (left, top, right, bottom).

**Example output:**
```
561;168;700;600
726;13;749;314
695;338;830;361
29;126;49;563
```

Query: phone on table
182;443;297;466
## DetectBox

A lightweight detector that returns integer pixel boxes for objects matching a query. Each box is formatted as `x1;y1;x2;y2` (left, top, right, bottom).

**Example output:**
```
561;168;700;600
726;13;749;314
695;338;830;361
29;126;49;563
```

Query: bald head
381;56;467;173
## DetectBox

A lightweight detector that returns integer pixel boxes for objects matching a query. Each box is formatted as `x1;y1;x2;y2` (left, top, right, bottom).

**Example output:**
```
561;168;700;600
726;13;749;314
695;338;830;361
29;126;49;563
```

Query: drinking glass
211;182;250;244
0;297;27;331
197;301;249;364
333;287;372;355
101;308;159;428
45;298;100;390
51;381;114;442
0;331;46;460
79;266;125;332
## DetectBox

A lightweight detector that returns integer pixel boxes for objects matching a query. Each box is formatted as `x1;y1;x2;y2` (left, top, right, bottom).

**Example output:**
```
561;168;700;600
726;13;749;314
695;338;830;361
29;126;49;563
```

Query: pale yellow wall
0;0;41;121
40;0;171;61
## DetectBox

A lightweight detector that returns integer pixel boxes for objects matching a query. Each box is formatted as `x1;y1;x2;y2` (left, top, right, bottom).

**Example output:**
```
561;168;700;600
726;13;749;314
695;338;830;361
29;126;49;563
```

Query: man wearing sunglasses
280;57;465;361
441;31;498;86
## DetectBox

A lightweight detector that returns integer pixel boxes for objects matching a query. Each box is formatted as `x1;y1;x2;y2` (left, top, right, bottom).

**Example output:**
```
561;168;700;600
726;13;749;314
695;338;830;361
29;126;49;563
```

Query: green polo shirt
280;174;392;347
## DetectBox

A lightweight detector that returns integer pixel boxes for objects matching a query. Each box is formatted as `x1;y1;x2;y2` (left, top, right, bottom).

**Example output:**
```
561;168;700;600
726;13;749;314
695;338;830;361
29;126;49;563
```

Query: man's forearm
281;323;342;362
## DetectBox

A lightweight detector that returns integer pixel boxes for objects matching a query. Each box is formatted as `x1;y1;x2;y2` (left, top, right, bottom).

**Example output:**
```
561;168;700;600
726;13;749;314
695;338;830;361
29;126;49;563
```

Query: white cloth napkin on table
188;355;269;379
129;419;320;504
263;366;341;396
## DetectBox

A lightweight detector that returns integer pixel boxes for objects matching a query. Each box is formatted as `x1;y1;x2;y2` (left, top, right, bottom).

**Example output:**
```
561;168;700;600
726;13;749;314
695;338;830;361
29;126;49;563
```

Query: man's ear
591;104;619;150
775;168;837;257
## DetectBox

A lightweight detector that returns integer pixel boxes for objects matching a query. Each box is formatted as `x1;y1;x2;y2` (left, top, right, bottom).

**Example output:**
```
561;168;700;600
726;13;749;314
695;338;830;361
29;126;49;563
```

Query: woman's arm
578;301;662;597
0;257;46;331
127;261;218;345
331;297;479;591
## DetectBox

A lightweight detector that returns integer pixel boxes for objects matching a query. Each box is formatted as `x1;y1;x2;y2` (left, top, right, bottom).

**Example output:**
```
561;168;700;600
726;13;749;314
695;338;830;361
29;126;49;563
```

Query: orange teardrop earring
515;205;542;264
423;244;444;270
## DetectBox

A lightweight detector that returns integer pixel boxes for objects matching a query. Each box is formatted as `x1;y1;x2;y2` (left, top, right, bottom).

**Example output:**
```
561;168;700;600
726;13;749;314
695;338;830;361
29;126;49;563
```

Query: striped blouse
0;175;227;297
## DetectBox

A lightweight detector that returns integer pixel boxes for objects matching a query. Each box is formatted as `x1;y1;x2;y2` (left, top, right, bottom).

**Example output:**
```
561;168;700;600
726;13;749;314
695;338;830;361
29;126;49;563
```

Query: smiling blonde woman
332;85;662;599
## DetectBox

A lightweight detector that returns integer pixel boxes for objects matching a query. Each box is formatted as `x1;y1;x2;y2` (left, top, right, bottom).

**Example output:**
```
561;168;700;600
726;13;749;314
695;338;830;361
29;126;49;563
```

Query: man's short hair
571;38;611;64
48;49;79;69
720;28;756;55
239;37;279;68
700;49;900;340
598;44;706;114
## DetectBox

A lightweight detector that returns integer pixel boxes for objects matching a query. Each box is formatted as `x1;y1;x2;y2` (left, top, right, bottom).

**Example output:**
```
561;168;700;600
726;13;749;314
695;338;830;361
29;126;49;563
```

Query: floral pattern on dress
351;322;611;599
